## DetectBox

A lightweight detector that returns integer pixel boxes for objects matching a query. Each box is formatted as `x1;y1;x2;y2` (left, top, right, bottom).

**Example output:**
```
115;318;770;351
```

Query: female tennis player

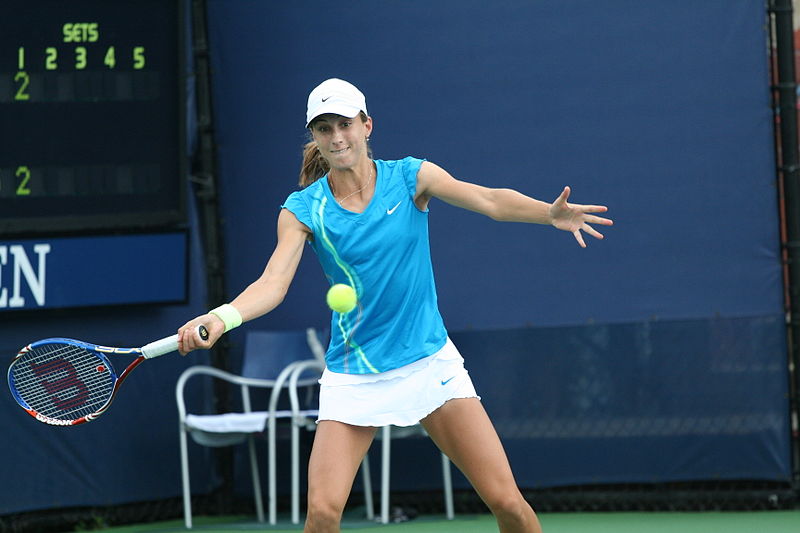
178;78;612;533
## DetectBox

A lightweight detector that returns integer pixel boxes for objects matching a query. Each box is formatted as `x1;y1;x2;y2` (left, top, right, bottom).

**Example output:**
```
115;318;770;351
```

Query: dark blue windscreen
206;0;790;488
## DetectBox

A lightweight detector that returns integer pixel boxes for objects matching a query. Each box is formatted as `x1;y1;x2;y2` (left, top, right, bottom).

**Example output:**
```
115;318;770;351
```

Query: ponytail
299;141;330;187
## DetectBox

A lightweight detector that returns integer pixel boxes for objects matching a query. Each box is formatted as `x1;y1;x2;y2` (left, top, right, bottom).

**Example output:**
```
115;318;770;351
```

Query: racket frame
8;339;146;426
7;326;204;426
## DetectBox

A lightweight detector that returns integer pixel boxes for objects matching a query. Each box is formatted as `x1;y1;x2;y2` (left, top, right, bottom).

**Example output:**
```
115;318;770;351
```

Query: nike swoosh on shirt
440;376;455;386
387;201;402;215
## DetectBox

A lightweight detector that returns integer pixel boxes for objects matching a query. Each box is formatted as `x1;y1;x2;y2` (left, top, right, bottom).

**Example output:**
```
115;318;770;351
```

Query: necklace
333;165;374;205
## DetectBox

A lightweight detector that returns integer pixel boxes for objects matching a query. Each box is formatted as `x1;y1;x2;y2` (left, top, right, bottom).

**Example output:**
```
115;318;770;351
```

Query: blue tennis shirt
282;157;448;374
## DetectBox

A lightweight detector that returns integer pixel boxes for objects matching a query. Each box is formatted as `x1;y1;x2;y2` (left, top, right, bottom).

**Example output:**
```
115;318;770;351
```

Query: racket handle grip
141;325;209;359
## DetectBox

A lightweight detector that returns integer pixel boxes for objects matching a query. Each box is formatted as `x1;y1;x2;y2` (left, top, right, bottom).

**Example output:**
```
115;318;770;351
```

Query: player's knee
485;491;533;523
305;496;343;530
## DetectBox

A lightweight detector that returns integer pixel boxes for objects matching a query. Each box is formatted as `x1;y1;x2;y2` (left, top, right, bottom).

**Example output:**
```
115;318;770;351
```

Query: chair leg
441;452;454;519
247;435;265;523
361;455;374;520
179;426;192;529
380;425;391;524
291;421;300;524
268;417;277;525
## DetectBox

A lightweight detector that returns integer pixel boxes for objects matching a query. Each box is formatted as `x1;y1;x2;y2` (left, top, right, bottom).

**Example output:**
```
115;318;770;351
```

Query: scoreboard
0;1;188;311
0;0;185;234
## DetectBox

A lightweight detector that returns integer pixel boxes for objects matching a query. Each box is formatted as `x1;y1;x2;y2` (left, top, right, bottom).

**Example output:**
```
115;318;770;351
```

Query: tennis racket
7;325;208;426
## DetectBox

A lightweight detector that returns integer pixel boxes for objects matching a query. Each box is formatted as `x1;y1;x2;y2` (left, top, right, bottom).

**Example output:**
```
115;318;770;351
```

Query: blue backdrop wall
0;0;790;515
207;0;790;492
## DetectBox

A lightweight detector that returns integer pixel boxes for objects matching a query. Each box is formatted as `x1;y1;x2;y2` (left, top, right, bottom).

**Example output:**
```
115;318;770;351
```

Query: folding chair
175;328;325;529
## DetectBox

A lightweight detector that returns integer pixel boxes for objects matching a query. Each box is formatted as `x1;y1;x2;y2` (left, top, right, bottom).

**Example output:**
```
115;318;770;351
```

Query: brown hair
298;142;329;187
298;112;371;187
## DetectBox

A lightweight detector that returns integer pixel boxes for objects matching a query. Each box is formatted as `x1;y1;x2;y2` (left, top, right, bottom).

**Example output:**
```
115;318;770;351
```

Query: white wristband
209;303;243;333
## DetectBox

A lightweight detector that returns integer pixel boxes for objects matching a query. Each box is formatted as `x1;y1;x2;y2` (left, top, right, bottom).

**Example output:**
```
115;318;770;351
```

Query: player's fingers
553;186;570;206
584;214;613;226
579;204;609;214
178;341;188;356
583;224;604;240
573;229;587;248
177;322;204;355
177;327;192;355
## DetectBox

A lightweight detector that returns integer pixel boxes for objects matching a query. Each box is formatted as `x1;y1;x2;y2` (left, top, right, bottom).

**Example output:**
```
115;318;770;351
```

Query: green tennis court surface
99;510;800;532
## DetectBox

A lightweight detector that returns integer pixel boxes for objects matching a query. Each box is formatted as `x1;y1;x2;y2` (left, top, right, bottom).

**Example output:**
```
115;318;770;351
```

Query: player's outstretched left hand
549;186;613;248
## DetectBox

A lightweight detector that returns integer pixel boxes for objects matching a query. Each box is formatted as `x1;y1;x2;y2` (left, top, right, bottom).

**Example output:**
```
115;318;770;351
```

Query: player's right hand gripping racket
7;326;208;426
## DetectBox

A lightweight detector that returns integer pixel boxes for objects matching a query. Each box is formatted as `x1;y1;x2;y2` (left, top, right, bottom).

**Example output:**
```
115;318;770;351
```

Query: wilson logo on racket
28;358;90;410
35;414;74;426
7;325;208;426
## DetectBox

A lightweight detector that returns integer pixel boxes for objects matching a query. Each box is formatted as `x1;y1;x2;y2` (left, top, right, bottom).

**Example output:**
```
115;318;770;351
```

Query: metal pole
770;0;800;497
189;0;234;513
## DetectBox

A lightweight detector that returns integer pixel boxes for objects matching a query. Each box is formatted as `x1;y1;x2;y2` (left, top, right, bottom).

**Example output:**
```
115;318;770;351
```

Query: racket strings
11;343;114;421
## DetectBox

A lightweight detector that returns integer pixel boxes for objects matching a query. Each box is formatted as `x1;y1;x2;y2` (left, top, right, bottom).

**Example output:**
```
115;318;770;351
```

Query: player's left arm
415;161;613;247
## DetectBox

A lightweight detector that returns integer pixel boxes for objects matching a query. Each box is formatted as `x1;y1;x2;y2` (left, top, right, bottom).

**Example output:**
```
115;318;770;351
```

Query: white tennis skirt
317;337;479;427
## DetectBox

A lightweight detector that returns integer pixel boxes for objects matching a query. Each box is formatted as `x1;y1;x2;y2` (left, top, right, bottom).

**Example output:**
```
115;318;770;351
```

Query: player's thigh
420;398;519;499
307;421;377;505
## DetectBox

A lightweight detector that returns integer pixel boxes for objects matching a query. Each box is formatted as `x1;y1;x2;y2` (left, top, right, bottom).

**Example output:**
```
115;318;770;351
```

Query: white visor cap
306;78;368;127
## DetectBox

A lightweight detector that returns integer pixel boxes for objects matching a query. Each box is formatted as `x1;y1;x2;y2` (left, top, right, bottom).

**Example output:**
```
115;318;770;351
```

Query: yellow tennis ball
326;284;357;313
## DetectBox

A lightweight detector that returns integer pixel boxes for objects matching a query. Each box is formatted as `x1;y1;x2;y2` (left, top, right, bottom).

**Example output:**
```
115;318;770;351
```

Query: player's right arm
178;208;310;353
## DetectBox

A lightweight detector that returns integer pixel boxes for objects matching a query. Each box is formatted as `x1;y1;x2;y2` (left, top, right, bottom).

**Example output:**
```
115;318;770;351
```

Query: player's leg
420;398;542;533
304;420;377;533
